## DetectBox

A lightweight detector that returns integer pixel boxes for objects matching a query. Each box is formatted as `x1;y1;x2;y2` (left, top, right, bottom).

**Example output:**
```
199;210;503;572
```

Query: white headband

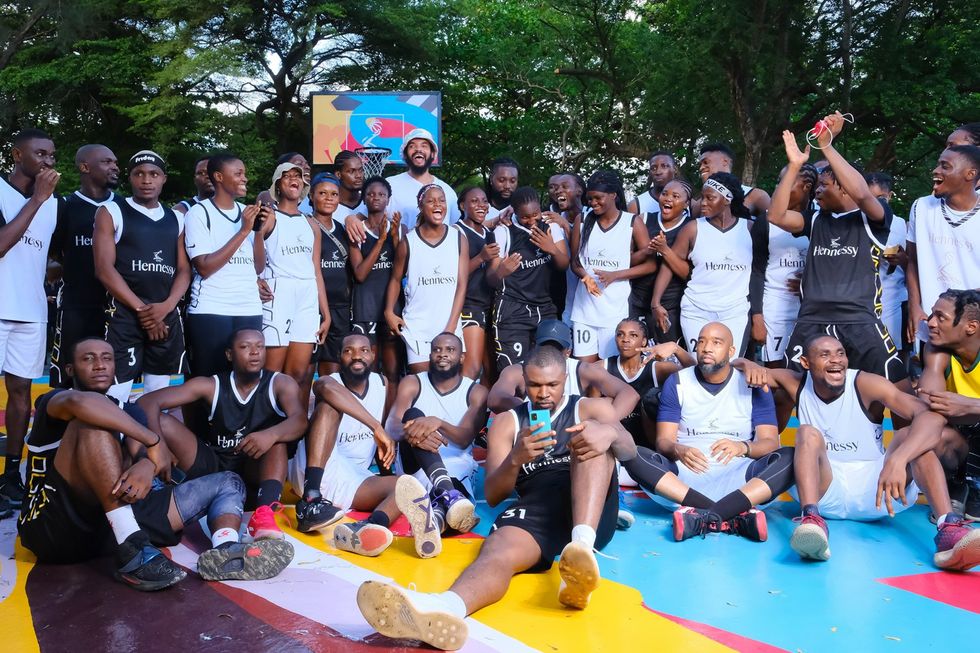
703;178;733;202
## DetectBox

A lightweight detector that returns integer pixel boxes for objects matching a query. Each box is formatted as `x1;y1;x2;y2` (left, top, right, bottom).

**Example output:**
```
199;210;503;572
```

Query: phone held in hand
528;408;554;456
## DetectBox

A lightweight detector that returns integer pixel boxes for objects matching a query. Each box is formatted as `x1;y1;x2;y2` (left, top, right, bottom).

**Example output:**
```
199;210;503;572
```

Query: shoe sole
395;475;441;558
557;542;600;609
114;565;187;592
334;523;393;557
741;512;768;542
197;540;295;581
616;510;635;531
790;523;831;561
297;509;344;534
934;529;980;571
356;580;467;651
672;510;690;541
445;497;479;533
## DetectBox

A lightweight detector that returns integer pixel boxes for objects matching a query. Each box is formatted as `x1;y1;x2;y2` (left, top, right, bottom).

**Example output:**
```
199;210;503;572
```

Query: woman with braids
947;122;980;148
569;170;652;362
644;179;694;346
651;172;757;357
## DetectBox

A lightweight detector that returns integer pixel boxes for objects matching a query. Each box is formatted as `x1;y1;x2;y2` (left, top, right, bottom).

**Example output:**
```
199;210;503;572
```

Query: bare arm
580;361;640;420
313;375;383;431
190;204;259;279
383;235;408;332
51;390;160;449
819;113;885;222
247;374;308;443
446;232;468;332
138;376;216;438
310;219;330;338
93;207;143;312
483;410;522;506
487;365;525;413
383;374;421;441
350;226;388;283
768;131;808;234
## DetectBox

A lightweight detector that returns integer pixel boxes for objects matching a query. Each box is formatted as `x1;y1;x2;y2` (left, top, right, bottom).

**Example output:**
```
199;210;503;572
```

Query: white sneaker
356;580;467;651
557;541;600;609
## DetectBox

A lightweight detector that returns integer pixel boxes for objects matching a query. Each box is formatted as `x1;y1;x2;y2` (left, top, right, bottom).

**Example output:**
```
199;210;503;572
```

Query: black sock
367;510;390;528
4;454;21;476
408;445;455;494
712;490;753;521
682;488;714;510
256;480;283;507
303;466;324;499
802;503;820;517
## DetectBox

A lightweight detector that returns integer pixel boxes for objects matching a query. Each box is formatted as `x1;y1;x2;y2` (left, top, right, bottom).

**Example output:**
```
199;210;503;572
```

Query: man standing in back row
386;129;459;230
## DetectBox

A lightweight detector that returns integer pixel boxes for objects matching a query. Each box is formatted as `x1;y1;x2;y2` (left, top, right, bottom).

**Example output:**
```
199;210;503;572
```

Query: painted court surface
0;378;976;652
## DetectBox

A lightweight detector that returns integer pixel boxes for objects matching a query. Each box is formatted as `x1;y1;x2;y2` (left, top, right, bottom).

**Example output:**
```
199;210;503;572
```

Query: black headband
129;150;166;173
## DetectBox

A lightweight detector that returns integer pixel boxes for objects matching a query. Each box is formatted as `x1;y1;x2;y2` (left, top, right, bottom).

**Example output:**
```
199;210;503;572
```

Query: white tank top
796;369;883;462
675;366;753;468
879;215;908;309
684;218;752;312
565;358;583;397
636;190;659;215
571;211;634;327
763;222;808;321
264;211;315;280
332;372;387;470
403;226;460;331
412;373;477;481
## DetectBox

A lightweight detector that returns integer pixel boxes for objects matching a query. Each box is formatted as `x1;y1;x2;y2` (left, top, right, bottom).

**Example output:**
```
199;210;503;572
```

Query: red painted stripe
645;605;787;652
878;572;980;613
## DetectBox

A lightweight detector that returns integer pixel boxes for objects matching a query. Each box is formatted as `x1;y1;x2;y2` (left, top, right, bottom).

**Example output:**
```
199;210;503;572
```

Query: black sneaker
728;509;768;542
0;494;12;520
295;495;343;533
0;471;25;509
114;532;186;591
197;540;295;581
672;507;724;541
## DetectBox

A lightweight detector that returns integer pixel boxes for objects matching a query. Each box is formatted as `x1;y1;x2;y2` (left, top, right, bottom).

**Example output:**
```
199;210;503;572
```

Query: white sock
571;524;597;549
211;527;240;547
106;380;134;405
106;505;141;544
143;374;172;393
438;591;468;619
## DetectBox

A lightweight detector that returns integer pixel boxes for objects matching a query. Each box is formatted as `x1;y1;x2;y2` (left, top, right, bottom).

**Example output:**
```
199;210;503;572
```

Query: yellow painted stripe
0;541;40;653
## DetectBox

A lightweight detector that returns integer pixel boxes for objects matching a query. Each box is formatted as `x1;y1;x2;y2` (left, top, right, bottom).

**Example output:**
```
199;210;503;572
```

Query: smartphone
528;408;555;455
168;466;187;485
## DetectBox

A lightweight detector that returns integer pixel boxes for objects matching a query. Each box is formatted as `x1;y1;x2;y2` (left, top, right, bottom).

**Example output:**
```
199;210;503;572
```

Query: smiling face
289;154;311;184
340;334;375;382
800;336;848;393
555;175;582;212
68;339;115;392
515;199;542;228
215;159;248;199
405;138;435;173
14;137;56;179
586;189;617;216
698;151;731;182
931;149;977;200
82;145;120;191
226;329;266;373
276;166;306;202
462;187;489;224
418;186;447;226
658;180;689;220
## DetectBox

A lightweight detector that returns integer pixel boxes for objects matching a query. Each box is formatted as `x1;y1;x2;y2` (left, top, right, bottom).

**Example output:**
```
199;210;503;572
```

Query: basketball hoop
355;147;391;178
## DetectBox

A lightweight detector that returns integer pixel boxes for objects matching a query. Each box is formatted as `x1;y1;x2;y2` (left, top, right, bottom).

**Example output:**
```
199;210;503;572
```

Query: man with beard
0;128;60;512
486;156;519;221
49;144;120;388
332;150;365;221
174;156;213;215
385;129;459;230
735;334;980;570
633;322;794;543
627;151;678;215
386;333;488;546
355;346;636;650
695;143;771;218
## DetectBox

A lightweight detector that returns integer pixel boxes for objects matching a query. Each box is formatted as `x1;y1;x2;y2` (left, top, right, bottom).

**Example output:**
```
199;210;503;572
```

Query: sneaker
114;532;186;591
333;521;394;557
0;471;25;509
672;507;723;542
932;477;969;523
197;539;295;581
434;488;479;533
0;494;12;520
616;490;635;531
933;516;980;571
729;509;768;542
790;513;831;560
356;580;467;651
296;495;343;533
557;541;600;609
395;475;442;558
247;503;287;541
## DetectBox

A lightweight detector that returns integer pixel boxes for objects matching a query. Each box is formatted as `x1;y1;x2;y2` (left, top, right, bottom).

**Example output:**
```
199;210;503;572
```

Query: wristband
743;441;751;457
147;433;161;448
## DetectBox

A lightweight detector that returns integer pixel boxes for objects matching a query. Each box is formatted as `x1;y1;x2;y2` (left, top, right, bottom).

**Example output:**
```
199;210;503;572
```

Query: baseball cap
534;319;572;350
401;128;438;159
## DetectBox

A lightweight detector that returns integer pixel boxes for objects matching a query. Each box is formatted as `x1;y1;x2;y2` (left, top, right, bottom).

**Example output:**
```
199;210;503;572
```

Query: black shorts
635;299;684;348
185;313;263;377
186;440;248;479
106;303;187;383
317;305;353;363
461;307;489;330
491;468;618;573
493;298;556;370
49;307;107;388
18;465;176;563
785;320;907;382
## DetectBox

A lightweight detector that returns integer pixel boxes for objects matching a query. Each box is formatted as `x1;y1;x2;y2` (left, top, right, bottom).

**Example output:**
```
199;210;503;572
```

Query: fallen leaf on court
884;636;901;641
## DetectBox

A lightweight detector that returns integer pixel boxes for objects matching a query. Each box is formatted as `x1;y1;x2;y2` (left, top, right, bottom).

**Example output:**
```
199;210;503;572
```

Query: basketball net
355;147;391;178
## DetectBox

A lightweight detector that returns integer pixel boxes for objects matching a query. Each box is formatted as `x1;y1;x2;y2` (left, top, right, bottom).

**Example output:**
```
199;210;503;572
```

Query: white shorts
763;316;796;363
288;440;374;511
789;458;920;521
571;322;617;359
262;277;320;346
645;457;767;508
400;320;464;366
679;300;749;357
0;319;46;379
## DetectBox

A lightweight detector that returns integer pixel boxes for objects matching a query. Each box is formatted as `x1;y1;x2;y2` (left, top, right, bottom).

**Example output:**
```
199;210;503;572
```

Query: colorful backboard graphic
311;91;442;166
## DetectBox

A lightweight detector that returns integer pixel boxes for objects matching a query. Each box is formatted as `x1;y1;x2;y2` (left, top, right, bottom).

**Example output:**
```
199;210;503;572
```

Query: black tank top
352;223;395;323
57;192;113;309
513;395;581;492
631;213;692;309
501;220;554;307
113;198;180;303
457;221;495;310
318;219;352;308
798;203;892;323
606;356;657;438
206;371;284;454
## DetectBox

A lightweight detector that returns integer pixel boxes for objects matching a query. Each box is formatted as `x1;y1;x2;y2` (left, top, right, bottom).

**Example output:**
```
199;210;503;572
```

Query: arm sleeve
750;386;777;428
657;374;682;423
749;217;769;315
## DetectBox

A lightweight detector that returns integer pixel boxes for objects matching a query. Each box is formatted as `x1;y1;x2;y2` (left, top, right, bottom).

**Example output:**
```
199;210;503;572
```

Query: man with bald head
49;144;120;387
635;322;794;542
735;335;980;570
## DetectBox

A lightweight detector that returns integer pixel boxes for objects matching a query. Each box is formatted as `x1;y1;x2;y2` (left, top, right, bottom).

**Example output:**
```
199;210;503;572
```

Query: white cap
401;128;438;159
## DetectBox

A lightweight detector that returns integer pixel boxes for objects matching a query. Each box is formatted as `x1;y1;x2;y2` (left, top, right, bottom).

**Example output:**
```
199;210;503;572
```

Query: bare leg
350;475;400;515
158;413;203;472
936;426;968;475
283;342;315;385
462;325;484;380
306;401;341;468
55;420;127;511
263;346;288;373
570;451;614;528
794;425;834;506
449;526;542;614
3;373;32;468
379;334;402;415
318;360;340;376
891;426;954;517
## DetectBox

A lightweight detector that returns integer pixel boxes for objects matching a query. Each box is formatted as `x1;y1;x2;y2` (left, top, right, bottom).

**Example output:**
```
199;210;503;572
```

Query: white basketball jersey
763;222;808;321
675;367;753;467
636;190;660;215
797;369;883;462
402;226;460;331
908;195;980;321
264;212;315;280
685;218;752;312
0;178;58;322
332;372;387;470
334;201;366;222
412;373;478;481
571;211;634;327
566;358;583;397
879;214;908;308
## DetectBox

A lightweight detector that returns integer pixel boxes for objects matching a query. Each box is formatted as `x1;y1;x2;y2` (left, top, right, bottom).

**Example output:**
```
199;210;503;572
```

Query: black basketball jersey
457;221;496;310
513;395;581;492
205;371;285;454
352;222;395;323
318;219;352;308
798;201;892;323
113;198;180;303
501;220;554;306
606;356;657;438
56;191;114;310
632;213;692;309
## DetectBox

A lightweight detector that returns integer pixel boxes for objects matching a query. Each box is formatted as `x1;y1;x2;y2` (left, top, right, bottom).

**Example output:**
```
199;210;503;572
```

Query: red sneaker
729;509;768;542
247;503;286;541
934;517;980;571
